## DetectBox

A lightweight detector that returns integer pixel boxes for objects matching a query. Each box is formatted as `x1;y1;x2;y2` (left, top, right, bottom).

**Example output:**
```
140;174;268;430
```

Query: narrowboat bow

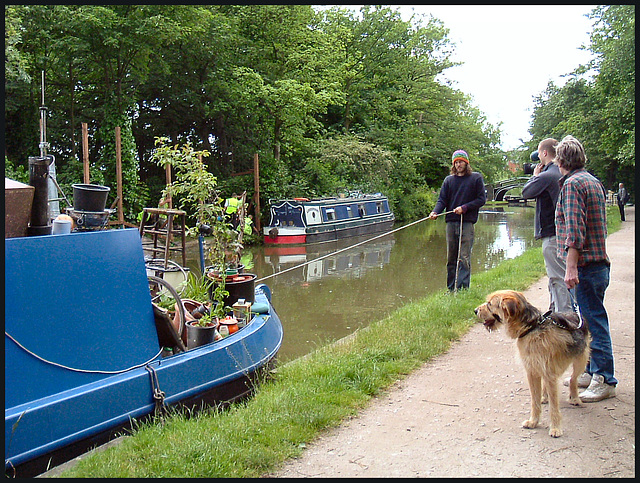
4;228;283;477
264;191;395;245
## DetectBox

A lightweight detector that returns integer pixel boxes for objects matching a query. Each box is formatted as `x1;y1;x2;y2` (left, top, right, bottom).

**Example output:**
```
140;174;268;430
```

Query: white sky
332;5;598;151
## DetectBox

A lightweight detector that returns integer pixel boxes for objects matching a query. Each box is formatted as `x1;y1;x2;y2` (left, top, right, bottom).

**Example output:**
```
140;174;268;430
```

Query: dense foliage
528;5;635;196
4;5;634;225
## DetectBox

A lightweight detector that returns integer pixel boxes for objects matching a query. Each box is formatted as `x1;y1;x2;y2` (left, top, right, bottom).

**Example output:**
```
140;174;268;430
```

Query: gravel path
272;206;635;478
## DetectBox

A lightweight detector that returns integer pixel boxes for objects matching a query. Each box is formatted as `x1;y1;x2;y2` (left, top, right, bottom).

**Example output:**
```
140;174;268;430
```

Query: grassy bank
59;207;622;478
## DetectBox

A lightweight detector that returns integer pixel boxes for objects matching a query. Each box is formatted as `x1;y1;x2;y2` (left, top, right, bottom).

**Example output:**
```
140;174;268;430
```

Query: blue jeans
577;262;617;385
446;221;474;291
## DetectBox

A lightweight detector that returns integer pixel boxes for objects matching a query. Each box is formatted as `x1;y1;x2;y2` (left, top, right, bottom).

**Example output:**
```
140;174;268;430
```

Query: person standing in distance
616;182;629;221
522;138;574;313
428;149;486;291
555;135;616;402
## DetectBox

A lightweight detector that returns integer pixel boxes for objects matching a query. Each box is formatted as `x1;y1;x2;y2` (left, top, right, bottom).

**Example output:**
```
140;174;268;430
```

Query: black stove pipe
28;155;54;236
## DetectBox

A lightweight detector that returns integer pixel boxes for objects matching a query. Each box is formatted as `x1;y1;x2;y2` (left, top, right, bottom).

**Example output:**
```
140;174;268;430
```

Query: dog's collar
518;324;538;339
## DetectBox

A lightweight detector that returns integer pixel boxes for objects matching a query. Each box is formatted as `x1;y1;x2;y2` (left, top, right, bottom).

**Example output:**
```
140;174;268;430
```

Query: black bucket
186;322;218;349
72;184;110;212
208;273;257;308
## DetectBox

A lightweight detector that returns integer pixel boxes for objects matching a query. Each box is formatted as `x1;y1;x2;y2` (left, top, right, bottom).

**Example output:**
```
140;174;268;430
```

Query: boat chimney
27;71;55;235
28;155;54;235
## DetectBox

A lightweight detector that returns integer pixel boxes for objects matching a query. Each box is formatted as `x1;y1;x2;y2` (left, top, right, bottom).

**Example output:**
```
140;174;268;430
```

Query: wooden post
253;153;261;231
115;126;124;224
165;163;172;209
82;123;90;183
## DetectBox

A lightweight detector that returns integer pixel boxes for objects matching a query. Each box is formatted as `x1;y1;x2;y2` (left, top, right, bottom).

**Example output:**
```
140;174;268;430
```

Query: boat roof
270;193;388;205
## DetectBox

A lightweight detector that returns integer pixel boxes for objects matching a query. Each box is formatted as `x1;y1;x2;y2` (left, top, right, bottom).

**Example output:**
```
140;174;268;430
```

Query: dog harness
517;310;584;339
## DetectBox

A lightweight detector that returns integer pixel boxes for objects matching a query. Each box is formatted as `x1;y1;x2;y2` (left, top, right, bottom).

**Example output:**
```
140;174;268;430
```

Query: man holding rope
429;149;486;292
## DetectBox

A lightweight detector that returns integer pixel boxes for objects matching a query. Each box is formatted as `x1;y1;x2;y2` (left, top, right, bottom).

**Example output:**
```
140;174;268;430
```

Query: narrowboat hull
4;229;283;477
263;193;395;245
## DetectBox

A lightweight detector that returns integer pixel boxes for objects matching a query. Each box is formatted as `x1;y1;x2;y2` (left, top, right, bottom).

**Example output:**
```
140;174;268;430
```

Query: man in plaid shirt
555;135;616;402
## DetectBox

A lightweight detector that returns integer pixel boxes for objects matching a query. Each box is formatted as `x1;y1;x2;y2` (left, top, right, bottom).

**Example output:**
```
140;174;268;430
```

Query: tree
588;5;635;188
5;4;515;228
528;5;634;191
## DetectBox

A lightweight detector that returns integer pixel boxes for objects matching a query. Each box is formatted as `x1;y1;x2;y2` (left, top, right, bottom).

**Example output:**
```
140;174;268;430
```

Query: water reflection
180;204;536;362
260;235;395;284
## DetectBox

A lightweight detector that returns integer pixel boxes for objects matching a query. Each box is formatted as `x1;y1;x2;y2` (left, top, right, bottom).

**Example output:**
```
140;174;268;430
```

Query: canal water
181;205;537;363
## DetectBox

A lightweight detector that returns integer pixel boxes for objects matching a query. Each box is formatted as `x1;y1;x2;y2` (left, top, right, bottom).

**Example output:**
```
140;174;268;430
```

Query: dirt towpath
272;207;635;478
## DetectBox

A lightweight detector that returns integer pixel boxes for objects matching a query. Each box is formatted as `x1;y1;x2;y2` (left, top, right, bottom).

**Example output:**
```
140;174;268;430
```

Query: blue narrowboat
263;191;395;245
4;228;283;477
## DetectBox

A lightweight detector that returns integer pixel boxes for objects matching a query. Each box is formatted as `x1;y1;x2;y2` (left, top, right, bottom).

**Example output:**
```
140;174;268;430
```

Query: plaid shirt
555;169;609;266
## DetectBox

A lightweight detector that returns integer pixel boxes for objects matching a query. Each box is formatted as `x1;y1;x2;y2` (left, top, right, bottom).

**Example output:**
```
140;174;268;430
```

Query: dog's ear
500;294;521;318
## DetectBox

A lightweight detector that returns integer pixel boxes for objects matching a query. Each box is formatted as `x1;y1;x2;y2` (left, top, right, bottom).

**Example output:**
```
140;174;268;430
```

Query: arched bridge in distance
485;176;532;202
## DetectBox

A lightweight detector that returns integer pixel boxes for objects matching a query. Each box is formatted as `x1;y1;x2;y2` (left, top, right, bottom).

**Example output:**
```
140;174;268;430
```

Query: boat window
271;203;304;227
376;201;383;213
357;204;365;217
326;208;336;221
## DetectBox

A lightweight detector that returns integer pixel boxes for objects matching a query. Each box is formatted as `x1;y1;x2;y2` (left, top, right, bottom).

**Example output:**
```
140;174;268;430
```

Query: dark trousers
618;202;626;221
446;221;474;291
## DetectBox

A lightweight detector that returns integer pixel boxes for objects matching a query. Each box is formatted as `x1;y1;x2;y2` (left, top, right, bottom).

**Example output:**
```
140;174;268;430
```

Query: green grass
57;206;622;478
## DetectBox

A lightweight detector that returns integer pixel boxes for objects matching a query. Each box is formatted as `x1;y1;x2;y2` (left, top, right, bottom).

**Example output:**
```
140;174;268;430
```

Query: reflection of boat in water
4;228;283;477
263;191;394;245
263;234;395;283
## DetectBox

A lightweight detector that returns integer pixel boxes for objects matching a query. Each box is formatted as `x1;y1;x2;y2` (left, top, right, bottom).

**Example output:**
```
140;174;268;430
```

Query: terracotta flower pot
173;298;207;346
218;316;239;335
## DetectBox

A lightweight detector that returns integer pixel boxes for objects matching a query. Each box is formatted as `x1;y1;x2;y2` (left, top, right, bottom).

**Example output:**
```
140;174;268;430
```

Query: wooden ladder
138;207;187;268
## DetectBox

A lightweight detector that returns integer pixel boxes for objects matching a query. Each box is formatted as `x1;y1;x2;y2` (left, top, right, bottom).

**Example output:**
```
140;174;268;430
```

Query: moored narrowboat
263;191;395;245
4;228;283;477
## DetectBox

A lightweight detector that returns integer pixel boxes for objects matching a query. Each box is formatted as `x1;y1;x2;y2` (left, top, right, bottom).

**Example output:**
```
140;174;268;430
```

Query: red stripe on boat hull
263;234;307;244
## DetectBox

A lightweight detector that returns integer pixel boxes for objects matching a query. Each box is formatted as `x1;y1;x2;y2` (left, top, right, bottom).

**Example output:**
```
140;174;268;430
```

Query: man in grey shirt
522;138;574;313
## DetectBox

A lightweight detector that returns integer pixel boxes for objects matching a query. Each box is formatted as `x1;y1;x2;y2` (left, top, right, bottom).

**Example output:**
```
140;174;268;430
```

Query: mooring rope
256;210;453;283
5;211;453;373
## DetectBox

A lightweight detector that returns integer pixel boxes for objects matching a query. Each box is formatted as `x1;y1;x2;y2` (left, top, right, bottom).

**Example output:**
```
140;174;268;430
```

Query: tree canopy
5;5;634;223
528;5;635;193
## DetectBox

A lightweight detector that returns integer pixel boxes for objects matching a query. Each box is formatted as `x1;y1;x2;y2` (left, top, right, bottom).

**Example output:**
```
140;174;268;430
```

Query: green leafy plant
191;312;217;328
151;136;242;313
182;272;213;303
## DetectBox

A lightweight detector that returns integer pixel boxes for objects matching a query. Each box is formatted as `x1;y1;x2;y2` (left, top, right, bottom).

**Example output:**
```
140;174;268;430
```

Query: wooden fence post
165;163;172;209
253;153;261;231
82;122;90;183
115;126;124;224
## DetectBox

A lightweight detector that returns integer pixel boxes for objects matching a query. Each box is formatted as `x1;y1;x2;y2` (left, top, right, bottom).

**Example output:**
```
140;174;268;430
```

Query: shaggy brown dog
474;290;590;437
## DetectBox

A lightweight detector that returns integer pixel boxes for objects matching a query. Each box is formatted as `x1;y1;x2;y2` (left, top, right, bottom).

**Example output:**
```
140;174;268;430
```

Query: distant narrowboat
263;191;395;245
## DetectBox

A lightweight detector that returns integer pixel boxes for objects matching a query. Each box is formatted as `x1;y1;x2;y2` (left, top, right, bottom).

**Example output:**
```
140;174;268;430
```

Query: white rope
5;331;162;374
256;210;453;283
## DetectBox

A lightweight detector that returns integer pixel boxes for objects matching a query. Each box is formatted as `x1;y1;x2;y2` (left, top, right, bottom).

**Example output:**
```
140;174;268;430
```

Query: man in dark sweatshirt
429;149;486;291
522;138;574;313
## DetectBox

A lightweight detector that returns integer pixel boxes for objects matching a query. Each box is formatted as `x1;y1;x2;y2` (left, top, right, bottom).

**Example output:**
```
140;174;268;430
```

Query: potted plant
151;137;245;318
185;312;221;349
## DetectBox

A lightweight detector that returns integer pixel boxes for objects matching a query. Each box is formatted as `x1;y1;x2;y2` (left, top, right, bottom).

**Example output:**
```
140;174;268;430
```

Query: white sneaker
563;372;591;388
579;374;616;402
